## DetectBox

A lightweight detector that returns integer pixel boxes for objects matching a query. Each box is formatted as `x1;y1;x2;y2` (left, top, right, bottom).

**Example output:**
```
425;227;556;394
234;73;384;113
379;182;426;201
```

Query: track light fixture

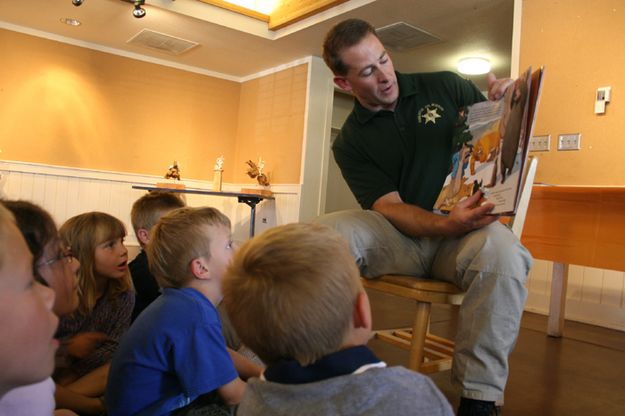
133;0;146;18
70;0;146;18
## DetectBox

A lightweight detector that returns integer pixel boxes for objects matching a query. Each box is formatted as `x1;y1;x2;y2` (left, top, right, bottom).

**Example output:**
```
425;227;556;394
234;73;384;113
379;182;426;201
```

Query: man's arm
372;191;498;238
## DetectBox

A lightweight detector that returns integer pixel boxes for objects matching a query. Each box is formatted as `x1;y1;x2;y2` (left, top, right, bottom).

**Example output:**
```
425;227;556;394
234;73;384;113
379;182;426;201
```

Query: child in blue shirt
106;207;261;416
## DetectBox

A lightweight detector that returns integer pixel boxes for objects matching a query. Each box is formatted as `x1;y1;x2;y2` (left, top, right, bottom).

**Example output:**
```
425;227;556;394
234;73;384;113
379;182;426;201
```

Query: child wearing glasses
0;201;115;414
56;212;135;413
0;203;59;411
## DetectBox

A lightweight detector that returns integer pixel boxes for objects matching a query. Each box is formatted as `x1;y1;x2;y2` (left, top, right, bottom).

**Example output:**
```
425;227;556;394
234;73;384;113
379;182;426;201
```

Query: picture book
433;66;544;215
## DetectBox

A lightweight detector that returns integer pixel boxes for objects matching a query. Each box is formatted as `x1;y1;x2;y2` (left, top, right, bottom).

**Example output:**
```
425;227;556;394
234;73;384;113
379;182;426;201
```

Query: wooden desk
132;186;274;238
521;185;625;336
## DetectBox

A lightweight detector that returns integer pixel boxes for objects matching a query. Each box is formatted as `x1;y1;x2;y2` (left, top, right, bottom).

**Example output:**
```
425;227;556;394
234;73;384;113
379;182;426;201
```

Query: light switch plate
529;135;550;152
557;134;581;151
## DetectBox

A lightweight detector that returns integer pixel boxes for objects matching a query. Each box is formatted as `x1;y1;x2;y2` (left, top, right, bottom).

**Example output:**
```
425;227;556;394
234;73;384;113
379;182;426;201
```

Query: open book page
434;67;541;215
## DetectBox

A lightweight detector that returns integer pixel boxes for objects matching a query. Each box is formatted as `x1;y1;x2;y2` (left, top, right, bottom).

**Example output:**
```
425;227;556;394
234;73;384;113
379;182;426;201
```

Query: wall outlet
557;133;581;151
529;135;550;152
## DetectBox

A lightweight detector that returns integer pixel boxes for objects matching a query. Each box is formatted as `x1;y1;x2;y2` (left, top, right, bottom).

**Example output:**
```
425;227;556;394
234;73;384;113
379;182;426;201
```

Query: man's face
333;33;399;112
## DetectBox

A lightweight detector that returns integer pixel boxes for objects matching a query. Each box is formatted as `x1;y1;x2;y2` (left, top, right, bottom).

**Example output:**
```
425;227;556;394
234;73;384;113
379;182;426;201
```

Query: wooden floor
366;289;625;416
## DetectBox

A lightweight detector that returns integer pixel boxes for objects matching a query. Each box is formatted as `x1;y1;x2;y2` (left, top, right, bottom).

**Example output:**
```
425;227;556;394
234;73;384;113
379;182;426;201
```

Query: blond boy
0;204;58;398
223;223;453;416
106;207;260;416
129;191;185;320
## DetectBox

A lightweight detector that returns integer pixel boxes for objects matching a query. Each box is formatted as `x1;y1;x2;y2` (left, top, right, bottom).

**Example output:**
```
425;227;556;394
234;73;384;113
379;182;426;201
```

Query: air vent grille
376;22;440;51
127;29;199;55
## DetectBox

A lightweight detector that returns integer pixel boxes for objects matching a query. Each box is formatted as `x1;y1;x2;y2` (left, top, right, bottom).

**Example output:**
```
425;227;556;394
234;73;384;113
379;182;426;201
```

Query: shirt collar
261;345;386;385
353;71;419;124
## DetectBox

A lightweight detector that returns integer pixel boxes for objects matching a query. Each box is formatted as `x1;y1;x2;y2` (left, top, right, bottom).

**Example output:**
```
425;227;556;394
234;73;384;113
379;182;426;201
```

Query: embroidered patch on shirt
418;103;444;125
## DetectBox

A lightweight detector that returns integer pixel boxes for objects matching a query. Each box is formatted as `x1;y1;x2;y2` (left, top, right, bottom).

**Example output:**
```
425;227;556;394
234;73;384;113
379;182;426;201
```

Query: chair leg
408;301;431;371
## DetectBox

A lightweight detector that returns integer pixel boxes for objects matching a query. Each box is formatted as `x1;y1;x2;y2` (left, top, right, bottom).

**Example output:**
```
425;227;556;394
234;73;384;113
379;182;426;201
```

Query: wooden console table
132;186;274;238
521;185;625;336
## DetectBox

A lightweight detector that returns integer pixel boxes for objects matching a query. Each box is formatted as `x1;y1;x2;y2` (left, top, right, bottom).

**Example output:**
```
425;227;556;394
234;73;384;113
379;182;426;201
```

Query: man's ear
190;257;211;280
334;76;352;93
353;289;372;331
136;228;150;246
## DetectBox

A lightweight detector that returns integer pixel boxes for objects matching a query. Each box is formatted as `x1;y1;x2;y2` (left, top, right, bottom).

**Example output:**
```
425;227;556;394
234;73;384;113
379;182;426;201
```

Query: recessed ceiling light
458;57;491;75
60;17;82;26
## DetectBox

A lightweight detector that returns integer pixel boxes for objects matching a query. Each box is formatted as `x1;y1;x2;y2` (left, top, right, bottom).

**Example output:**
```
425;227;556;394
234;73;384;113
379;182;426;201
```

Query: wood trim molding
198;0;270;21
269;0;348;30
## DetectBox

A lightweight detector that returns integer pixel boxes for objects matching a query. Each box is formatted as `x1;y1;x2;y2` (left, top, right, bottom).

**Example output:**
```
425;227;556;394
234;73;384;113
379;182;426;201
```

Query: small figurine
214;155;224;171
165;161;181;181
245;157;270;186
213;156;224;192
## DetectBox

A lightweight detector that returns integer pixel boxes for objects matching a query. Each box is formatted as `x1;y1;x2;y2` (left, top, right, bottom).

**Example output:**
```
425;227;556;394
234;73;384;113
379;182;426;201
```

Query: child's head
130;191;185;248
0;204;58;396
2;200;80;316
223;223;369;366
59;212;131;314
147;207;232;291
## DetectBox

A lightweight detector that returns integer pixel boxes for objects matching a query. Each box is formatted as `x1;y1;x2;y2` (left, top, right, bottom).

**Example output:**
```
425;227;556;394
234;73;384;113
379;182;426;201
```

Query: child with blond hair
223;223;454;416
0;204;59;400
106;207;261;416
56;212;134;407
129;191;185;320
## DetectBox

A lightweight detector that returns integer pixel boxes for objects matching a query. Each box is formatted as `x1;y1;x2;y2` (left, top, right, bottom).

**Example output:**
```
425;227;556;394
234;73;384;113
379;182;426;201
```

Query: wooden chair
362;157;538;373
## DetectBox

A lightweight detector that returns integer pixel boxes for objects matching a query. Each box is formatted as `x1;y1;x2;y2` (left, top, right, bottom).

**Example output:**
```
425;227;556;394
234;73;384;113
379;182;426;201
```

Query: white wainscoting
3;160;624;331
0;160;301;246
525;259;625;332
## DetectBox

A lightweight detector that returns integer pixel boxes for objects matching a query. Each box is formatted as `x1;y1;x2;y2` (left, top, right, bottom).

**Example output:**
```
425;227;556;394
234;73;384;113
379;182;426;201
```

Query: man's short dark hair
322;19;378;76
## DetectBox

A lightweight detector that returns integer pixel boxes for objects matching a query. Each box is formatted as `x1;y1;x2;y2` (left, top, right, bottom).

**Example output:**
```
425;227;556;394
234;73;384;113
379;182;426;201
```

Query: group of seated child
0;191;453;416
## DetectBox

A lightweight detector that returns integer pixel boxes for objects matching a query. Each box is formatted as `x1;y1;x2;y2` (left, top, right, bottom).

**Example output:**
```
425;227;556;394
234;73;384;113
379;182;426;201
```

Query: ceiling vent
376;22;440;51
127;29;199;55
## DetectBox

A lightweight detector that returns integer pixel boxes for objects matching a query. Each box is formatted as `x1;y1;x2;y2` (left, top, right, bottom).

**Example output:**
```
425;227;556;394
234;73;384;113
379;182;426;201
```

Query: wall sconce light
457;57;491;75
72;0;84;5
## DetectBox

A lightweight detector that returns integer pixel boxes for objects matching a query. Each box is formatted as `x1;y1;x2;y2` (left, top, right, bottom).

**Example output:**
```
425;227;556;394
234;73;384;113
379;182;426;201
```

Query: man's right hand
372;190;499;238
445;191;499;236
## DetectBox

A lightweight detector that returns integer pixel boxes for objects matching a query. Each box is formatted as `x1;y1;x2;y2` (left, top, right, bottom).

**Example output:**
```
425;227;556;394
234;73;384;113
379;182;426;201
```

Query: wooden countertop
521;185;625;271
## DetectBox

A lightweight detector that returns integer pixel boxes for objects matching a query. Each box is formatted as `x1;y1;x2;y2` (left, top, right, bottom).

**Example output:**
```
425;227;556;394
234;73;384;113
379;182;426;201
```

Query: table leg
547;262;569;337
249;203;256;238
238;196;260;238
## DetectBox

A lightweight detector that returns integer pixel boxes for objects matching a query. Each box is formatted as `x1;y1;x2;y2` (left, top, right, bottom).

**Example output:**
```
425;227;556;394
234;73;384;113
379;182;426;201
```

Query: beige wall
521;0;625;185
0;29;307;184
234;64;307;184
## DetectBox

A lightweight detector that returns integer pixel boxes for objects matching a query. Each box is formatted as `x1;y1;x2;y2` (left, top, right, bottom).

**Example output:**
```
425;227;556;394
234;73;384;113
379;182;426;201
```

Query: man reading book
316;18;533;416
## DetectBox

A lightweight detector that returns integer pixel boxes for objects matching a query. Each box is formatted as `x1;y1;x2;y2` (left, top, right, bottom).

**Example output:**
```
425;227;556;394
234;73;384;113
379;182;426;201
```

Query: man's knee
460;222;533;278
314;209;362;232
314;210;386;248
314;210;413;277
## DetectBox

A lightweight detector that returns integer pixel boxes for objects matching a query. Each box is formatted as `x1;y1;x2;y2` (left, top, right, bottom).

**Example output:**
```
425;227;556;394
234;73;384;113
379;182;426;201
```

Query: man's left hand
486;72;514;101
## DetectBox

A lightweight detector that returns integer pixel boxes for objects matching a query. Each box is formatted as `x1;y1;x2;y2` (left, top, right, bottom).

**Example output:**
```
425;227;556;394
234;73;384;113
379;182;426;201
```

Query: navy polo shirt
333;71;485;210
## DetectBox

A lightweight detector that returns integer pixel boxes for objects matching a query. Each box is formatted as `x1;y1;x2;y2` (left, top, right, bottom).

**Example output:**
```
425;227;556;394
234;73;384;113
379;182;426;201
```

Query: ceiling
0;0;513;89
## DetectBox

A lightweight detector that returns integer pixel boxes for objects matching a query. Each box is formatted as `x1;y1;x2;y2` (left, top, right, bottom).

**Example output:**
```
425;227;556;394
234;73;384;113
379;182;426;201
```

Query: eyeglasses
37;247;74;268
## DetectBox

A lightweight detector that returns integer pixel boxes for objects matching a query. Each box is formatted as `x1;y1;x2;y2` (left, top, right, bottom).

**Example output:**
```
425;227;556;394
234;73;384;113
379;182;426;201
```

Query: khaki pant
315;209;532;402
